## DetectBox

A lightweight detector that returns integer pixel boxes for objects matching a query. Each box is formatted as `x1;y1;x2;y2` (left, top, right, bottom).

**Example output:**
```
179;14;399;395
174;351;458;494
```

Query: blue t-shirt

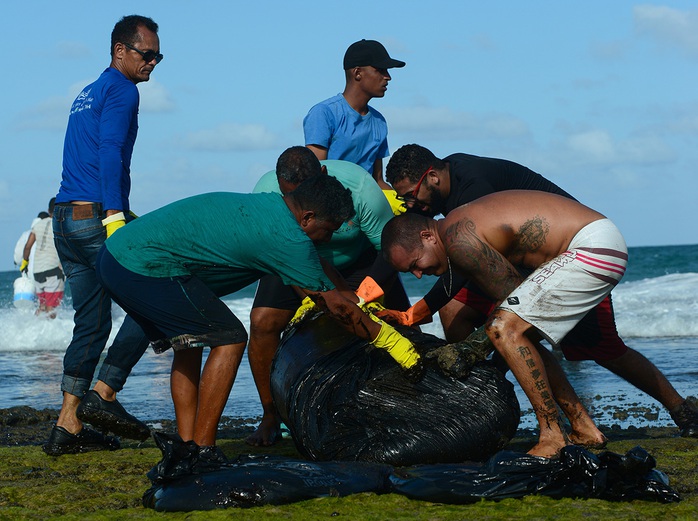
303;94;389;174
253;160;394;269
56;67;139;211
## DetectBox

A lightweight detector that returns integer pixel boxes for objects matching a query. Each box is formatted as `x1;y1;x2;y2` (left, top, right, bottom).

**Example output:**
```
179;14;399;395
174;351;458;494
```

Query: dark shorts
252;248;410;311
452;281;497;318
558;295;628;361
97;247;247;350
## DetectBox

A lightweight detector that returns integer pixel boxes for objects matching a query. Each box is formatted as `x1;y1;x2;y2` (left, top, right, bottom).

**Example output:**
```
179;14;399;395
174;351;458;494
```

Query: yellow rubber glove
288;296;319;327
370;319;421;370
355;276;384;306
362;301;386;314
102;212;126;238
382;189;406;216
20;259;29;274
375;298;433;326
105;220;125;238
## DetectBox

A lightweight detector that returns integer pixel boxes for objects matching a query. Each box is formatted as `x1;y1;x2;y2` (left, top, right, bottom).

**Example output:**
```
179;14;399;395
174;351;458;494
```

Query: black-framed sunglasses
395;166;432;204
123;42;163;64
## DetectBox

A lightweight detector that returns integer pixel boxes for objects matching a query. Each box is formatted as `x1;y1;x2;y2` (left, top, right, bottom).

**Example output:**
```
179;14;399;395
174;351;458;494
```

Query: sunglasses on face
396;166;431;204
123;42;163;64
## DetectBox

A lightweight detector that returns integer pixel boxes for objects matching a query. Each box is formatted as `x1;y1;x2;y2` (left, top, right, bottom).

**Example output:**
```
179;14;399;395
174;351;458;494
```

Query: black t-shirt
443;153;575;213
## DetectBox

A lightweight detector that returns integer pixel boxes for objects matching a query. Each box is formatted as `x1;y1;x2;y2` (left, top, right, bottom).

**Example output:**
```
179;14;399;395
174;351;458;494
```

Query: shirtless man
382;190;628;458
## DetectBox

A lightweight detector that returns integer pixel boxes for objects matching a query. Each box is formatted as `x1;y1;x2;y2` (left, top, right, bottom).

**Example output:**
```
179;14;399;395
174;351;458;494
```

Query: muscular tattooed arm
442;219;523;302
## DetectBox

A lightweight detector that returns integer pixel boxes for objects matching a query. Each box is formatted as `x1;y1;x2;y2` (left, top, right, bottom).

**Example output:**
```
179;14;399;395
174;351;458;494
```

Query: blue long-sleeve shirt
56;67;139;211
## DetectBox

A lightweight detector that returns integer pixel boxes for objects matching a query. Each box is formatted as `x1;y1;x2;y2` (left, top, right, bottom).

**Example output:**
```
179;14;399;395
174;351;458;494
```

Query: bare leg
193;342;245;447
93;380;118;401
438;299;481;343
171;348;203;442
56;392;83;434
599;348;684;411
246;307;294;446
487;311;571;458
536;343;606;448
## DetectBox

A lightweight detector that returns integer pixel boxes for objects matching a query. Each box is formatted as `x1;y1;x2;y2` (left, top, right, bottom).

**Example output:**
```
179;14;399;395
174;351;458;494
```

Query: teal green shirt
105;192;334;295
253;160;393;270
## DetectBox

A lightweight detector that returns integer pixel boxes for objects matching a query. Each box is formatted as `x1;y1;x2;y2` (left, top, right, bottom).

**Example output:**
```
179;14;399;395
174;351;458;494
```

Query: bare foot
527;439;568;459
245;417;283;447
568;430;608;449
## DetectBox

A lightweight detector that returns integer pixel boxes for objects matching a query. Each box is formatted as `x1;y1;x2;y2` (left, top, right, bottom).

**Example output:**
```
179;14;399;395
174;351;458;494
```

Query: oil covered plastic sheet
143;453;393;511
270;313;520;466
390;445;680;504
143;444;679;511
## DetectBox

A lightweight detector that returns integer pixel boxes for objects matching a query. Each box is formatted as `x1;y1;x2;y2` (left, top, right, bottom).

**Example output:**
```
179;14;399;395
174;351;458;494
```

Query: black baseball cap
343;39;406;70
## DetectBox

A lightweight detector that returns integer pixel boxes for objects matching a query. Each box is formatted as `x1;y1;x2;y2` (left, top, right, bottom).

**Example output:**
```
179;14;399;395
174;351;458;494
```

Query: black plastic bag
143;453;393;511
270;313;520;466
389;445;680;504
143;442;679;511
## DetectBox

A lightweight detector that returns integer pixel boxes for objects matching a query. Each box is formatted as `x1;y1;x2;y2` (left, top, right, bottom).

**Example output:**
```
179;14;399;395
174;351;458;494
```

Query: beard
405;184;447;218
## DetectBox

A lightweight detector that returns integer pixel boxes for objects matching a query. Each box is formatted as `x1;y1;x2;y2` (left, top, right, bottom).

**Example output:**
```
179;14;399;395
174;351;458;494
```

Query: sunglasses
123;42;163;64
396;166;431;204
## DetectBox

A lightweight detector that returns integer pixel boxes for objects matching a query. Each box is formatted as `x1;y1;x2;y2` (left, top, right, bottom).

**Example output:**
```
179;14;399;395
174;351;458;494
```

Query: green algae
0;432;696;520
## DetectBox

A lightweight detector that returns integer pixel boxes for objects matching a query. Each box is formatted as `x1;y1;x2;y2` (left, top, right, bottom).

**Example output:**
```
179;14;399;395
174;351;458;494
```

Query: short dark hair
37;211;49;219
381;213;431;260
386;144;445;185
48;197;56;213
276;146;322;185
291;175;355;224
111;15;159;56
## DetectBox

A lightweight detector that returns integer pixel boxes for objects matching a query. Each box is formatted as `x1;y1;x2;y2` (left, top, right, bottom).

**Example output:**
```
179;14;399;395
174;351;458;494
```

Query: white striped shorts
497;218;628;345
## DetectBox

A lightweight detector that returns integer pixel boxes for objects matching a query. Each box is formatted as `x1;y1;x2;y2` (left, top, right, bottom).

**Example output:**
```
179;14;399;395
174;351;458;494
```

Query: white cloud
179;123;280;151
137;80;175;112
13;95;71;131
383;105;529;141
634;5;698;57
563;129;675;166
55;41;91;59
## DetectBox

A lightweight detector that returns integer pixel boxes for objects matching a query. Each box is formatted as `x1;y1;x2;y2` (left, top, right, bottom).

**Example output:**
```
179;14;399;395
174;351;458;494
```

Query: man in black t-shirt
382;143;698;439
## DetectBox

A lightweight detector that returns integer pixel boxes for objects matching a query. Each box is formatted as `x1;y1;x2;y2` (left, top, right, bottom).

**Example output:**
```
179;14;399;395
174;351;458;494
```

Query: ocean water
1;244;697;431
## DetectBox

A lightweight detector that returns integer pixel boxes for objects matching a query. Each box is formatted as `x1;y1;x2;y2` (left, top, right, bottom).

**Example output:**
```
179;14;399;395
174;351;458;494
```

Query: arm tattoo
443;219;522;301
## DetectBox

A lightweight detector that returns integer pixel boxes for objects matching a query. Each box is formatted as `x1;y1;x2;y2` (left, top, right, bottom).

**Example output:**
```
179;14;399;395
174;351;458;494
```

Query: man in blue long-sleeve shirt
45;15;163;456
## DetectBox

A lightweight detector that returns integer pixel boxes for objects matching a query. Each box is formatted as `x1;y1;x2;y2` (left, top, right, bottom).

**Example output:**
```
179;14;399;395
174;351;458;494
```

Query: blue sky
2;1;697;269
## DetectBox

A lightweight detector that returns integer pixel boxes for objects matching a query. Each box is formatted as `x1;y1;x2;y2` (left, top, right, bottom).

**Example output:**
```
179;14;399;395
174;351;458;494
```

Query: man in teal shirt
247;147;410;446
97;169;420;479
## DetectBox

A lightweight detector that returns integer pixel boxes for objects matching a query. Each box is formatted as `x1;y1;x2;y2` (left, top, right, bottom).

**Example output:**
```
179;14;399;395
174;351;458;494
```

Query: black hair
385;144;445;185
111;15;159;56
276;146;322;184
291;175;355;224
381;213;431;260
48;197;56;213
37;211;49;219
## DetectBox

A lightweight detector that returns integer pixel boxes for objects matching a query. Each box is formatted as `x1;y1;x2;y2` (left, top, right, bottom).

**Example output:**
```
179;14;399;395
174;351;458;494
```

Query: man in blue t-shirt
303;39;405;193
45;15;164;457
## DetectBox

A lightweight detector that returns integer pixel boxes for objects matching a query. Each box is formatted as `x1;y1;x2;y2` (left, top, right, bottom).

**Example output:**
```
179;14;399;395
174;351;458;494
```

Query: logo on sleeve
507;297;520;305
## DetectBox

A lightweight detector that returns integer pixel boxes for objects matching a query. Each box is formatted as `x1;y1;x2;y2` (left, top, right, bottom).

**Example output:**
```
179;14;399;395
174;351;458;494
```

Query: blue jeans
53;204;149;398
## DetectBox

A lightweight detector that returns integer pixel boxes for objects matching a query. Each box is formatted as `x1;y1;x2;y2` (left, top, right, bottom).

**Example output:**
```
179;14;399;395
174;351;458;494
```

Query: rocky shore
0;405;684;449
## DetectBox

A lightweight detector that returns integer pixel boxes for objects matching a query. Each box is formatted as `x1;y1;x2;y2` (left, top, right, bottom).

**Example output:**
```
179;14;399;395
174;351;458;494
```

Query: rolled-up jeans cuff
97;363;130;393
60;375;92;398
